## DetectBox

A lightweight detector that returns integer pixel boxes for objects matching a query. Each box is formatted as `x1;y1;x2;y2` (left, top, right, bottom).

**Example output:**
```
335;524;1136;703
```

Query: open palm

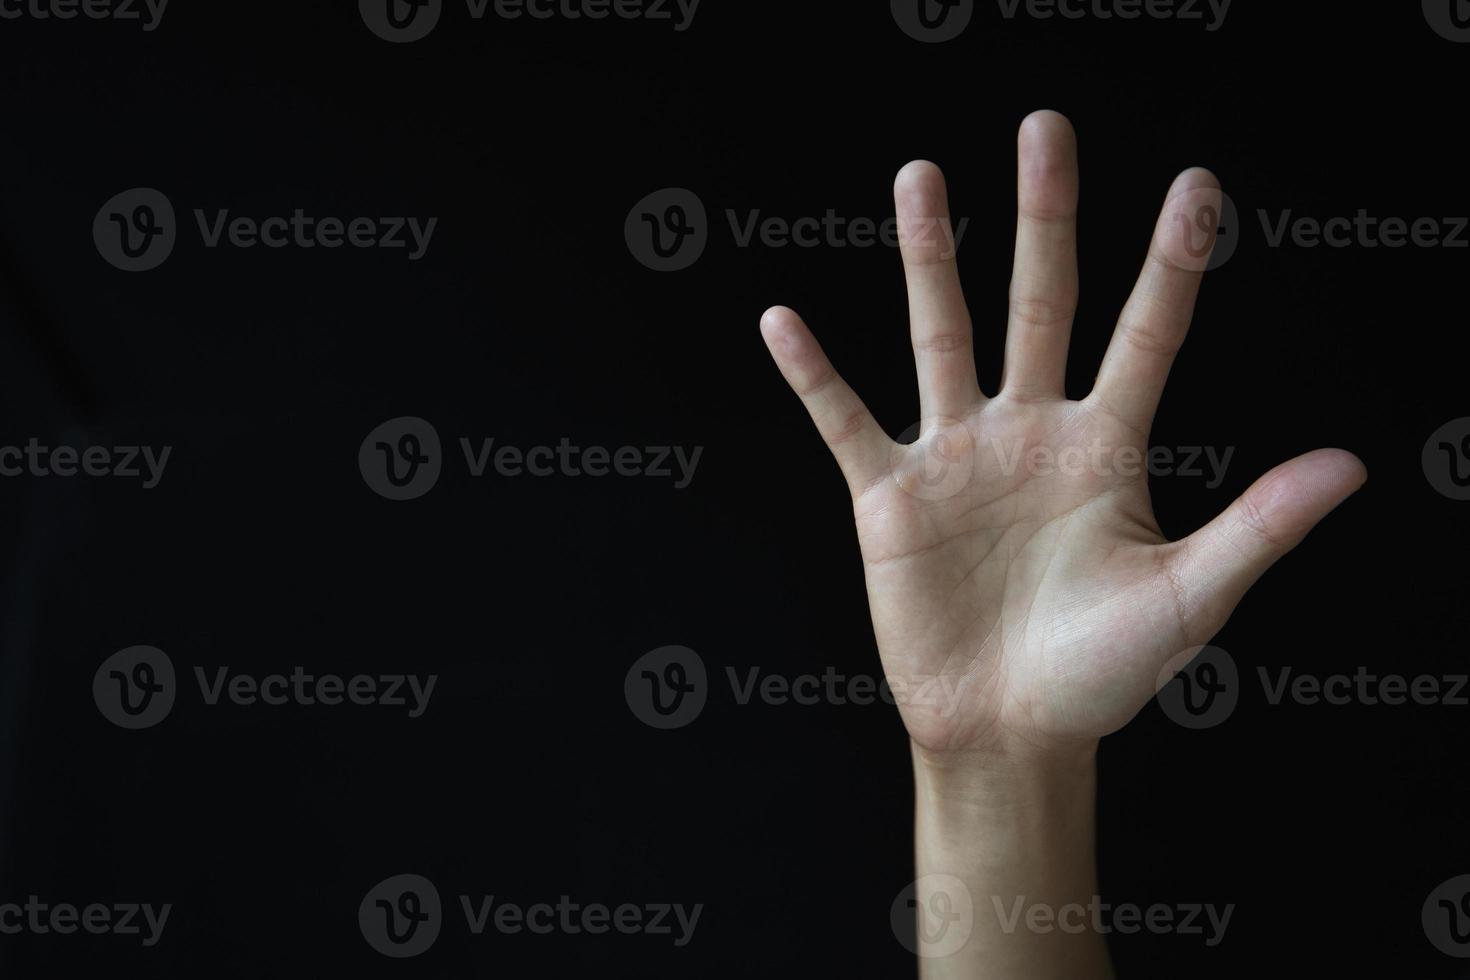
761;111;1365;759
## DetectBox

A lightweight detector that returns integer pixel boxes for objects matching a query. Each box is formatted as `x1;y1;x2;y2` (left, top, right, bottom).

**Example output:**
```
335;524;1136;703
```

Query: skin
759;110;1366;977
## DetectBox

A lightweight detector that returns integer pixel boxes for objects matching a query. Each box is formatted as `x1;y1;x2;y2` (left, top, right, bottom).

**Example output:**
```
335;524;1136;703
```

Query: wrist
909;738;1110;979
911;736;1099;818
911;737;1100;897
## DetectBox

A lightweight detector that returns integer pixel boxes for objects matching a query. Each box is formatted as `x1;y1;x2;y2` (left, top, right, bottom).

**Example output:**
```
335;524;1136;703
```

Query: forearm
909;741;1112;980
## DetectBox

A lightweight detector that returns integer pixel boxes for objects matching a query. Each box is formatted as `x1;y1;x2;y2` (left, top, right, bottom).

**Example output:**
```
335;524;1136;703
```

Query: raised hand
760;110;1365;765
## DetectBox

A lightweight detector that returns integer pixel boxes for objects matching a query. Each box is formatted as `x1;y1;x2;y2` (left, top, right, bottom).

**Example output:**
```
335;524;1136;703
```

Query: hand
760;110;1366;766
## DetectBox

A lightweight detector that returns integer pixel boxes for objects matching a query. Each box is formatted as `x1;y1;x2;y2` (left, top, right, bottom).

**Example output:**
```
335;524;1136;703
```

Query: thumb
1164;448;1367;643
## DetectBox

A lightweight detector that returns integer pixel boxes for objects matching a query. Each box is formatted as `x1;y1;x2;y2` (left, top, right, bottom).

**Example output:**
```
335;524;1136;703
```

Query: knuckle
1235;492;1282;548
1115;313;1183;357
1008;294;1076;330
825;408;872;448
913;331;973;354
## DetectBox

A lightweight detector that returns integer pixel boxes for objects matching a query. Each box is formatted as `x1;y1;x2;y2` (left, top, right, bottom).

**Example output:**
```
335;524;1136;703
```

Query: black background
1;1;1467;976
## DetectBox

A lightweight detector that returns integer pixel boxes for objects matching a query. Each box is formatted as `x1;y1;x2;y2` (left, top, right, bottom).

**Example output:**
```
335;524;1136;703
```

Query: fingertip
760;304;797;334
1168;446;1365;633
1018;109;1076;147
1017;110;1079;211
759;305;809;355
894;160;947;213
1246;449;1367;545
1171;166;1221;194
1154;171;1224;271
1295;447;1369;493
1349;454;1369;487
895;158;944;187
